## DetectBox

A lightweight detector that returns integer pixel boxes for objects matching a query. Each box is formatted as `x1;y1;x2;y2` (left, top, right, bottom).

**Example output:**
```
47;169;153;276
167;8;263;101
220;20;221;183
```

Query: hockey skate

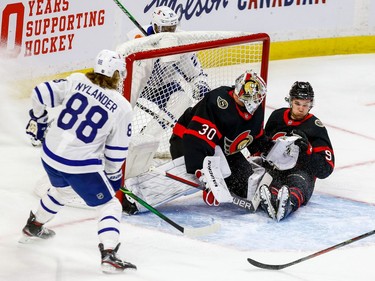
121;194;139;215
99;243;137;273
19;211;55;243
259;185;276;220
276;185;293;222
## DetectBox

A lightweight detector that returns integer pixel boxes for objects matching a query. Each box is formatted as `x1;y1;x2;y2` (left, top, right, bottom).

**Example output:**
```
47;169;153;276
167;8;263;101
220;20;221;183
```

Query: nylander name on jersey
75;82;118;113
32;73;133;175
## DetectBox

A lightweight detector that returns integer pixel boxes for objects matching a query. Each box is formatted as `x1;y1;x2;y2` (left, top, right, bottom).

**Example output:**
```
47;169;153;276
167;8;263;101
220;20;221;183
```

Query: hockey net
116;31;270;177
34;31;270;208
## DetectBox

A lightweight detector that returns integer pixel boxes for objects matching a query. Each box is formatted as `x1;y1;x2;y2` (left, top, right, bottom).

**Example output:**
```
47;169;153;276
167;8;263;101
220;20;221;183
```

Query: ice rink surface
0;53;374;281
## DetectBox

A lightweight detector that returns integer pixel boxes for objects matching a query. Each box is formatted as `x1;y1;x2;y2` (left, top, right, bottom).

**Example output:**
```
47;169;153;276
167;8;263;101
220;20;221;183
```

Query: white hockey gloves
26;109;48;146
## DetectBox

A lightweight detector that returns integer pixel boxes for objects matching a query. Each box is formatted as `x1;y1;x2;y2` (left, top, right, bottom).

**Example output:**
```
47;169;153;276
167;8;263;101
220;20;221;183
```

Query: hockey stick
150;167;258;212
136;102;174;129
120;187;221;237
112;0;147;36
247;229;375;270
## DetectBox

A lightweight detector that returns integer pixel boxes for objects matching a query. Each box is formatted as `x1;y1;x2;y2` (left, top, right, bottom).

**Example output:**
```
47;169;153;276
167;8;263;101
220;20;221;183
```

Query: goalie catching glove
26;109;48;146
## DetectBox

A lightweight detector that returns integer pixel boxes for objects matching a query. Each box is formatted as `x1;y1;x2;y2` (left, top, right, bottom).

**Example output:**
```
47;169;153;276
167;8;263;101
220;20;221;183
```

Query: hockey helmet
94;49;126;79
234;70;267;114
286;81;314;107
152;6;179;33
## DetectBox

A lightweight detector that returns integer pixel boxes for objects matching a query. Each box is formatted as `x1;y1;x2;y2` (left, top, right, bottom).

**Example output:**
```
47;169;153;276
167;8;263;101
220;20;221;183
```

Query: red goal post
117;31;270;163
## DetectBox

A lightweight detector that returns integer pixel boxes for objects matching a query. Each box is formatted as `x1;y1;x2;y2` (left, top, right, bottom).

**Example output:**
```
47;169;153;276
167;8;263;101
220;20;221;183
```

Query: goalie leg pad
125;134;160;178
250;172;273;211
201;156;232;203
125;158;199;212
246;156;266;200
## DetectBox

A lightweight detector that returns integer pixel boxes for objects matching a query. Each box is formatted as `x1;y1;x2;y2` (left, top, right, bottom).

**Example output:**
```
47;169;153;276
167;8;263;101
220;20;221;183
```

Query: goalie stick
136;102;174;129
112;0;147;36
120;187;221;237
247;229;375;270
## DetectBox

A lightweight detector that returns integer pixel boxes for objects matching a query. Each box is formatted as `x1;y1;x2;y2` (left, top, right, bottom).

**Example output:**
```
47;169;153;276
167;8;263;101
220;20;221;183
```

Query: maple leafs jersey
31;73;133;174
171;86;266;173
265;108;334;179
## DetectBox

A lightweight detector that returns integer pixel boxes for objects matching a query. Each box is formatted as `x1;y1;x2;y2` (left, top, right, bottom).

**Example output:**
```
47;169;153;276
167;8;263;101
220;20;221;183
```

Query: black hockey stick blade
247;229;375;270
247;258;294;270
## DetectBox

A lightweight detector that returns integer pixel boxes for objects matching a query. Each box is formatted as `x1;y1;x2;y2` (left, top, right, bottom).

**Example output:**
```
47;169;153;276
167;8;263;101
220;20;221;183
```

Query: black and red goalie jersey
170;86;266;174
265;107;335;179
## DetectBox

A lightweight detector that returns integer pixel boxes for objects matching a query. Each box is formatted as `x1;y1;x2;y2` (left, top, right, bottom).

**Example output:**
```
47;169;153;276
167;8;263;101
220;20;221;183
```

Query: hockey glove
288;130;308;152
195;170;219;207
290;130;312;162
26;109;48;146
105;169;123;191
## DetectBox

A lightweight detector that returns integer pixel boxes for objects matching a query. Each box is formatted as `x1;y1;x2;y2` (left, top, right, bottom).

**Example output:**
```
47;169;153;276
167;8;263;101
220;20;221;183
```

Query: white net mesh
117;31;270;160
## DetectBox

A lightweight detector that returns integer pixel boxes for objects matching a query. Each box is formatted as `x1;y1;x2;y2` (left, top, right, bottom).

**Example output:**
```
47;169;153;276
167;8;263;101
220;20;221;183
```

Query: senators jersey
265;108;334;179
172;86;265;173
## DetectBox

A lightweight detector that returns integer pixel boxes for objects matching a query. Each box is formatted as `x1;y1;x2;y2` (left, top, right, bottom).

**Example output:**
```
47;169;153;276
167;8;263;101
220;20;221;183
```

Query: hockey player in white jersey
22;49;136;273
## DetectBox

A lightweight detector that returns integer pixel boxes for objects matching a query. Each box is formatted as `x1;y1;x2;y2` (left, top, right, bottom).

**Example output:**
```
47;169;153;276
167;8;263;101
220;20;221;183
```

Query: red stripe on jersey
172;123;186;138
191;116;223;139
313;146;335;168
313;146;332;153
185;129;216;149
283;109;313;126
272;132;287;140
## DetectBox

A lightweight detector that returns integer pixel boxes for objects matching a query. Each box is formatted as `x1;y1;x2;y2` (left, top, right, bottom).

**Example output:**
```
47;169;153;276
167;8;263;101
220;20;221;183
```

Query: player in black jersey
259;81;335;221
170;70;272;205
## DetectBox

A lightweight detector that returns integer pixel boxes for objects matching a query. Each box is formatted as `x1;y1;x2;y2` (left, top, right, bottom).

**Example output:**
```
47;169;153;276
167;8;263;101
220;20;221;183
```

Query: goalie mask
234;70;267;114
94;49;126;79
285;81;314;108
152;6;179;33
